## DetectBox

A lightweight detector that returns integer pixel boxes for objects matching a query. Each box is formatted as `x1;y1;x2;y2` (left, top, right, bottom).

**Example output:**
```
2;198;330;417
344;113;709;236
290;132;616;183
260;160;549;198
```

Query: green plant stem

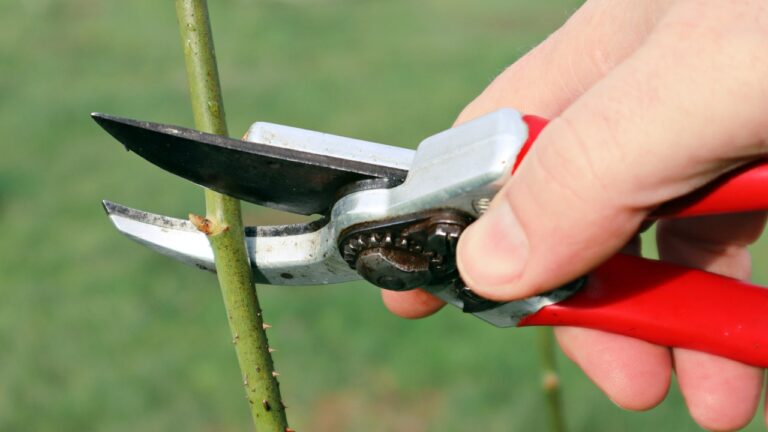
537;327;566;432
174;1;289;430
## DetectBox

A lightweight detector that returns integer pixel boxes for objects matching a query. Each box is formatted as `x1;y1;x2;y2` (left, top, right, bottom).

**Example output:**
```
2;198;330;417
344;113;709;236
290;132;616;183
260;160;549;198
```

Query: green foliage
1;1;766;430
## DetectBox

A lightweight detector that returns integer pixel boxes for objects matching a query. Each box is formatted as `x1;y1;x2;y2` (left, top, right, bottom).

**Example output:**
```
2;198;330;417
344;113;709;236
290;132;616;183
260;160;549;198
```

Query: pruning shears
93;108;768;367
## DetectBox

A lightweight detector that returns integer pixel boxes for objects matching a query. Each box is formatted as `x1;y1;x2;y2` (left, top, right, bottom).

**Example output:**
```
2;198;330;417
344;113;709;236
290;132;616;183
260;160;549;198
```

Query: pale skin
381;1;768;430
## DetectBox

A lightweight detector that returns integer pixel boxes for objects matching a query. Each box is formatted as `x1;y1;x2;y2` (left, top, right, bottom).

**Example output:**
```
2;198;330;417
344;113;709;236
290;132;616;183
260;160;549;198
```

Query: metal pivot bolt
355;247;431;291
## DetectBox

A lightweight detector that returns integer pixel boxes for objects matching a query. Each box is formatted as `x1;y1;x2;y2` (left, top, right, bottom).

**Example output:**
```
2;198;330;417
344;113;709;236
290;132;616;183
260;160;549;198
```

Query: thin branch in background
537;327;566;432
174;1;290;430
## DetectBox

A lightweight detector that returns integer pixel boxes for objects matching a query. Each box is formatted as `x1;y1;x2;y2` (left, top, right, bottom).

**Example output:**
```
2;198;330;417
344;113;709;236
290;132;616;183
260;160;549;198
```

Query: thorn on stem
272;371;280;377
263;323;272;330
268;347;276;353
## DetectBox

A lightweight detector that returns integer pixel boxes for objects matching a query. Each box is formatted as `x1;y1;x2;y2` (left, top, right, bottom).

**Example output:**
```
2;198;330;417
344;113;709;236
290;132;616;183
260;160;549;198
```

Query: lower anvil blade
92;113;412;215
102;200;359;285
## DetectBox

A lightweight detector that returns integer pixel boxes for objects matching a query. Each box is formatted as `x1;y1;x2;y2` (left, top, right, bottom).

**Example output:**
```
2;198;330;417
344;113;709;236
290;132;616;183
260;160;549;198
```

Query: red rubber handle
654;160;768;217
512;116;768;367
519;116;768;217
519;254;768;367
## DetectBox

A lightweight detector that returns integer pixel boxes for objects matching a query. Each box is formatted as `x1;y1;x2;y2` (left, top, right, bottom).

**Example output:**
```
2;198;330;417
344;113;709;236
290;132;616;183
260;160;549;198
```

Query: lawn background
2;1;767;431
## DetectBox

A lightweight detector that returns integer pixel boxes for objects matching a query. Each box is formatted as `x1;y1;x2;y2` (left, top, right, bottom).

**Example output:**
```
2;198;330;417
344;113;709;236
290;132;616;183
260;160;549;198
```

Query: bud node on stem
189;213;229;236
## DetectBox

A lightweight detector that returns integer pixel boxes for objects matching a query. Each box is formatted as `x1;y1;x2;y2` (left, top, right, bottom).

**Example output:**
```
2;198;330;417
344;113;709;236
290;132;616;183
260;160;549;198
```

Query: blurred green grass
1;1;766;431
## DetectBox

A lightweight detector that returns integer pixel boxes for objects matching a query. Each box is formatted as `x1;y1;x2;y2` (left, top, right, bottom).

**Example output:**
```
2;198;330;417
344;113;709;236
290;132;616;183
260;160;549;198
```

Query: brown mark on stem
542;371;559;391
189;213;229;236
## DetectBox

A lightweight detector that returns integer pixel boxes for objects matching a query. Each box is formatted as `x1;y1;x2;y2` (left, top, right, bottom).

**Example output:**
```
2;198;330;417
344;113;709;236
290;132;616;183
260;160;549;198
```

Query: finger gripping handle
519;254;768;367
519;115;768;216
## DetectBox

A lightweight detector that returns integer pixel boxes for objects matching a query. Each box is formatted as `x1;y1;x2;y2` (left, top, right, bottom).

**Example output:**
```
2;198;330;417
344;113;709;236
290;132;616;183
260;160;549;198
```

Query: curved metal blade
92;113;412;215
102;200;359;285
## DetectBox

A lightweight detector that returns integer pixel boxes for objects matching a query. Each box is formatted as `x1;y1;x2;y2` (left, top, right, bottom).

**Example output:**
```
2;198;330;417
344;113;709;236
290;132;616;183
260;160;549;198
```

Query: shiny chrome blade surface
102;200;359;285
92;113;412;215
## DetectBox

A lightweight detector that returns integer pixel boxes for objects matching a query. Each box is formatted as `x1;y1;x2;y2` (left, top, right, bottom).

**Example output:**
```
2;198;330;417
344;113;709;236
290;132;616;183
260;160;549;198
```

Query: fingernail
458;203;529;291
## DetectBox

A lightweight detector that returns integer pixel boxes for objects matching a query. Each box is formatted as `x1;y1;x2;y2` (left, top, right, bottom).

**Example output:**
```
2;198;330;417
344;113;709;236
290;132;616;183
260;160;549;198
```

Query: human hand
382;0;768;429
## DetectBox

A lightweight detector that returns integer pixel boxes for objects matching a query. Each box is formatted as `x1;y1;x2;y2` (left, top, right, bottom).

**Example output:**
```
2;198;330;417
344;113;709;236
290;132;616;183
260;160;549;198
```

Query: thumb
457;114;644;301
457;7;768;301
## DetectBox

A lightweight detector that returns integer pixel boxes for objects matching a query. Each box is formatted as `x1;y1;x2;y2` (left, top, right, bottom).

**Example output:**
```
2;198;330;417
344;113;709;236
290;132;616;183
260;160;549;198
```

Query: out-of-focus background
2;1;767;431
